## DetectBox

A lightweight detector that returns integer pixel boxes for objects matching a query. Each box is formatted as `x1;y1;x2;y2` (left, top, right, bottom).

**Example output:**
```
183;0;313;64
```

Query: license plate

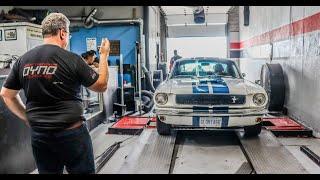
199;117;222;127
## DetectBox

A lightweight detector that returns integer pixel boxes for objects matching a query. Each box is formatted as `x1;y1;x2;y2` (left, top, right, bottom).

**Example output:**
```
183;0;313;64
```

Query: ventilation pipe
83;8;97;28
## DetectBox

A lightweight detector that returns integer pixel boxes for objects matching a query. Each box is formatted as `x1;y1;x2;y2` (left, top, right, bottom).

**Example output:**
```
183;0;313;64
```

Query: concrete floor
172;131;248;174
278;137;320;174
84;122;141;174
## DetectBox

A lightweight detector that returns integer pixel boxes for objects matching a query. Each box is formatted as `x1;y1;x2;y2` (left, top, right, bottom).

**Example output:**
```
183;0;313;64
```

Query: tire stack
260;63;285;112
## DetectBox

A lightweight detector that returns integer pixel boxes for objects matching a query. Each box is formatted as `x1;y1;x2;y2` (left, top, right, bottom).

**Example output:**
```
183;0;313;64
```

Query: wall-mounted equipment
244;6;250;26
98;40;121;57
0;22;43;69
109;40;121;56
193;6;205;24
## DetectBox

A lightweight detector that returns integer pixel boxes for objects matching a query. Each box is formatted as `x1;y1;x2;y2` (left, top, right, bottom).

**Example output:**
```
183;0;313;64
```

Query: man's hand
0;87;28;125
99;38;110;56
88;38;110;93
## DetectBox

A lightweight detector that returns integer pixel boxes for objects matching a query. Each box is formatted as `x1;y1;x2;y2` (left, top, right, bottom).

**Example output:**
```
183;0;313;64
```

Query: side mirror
241;73;246;77
255;80;261;84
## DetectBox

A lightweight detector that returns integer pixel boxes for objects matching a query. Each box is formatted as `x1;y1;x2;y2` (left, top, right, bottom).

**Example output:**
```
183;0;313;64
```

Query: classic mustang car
154;57;268;136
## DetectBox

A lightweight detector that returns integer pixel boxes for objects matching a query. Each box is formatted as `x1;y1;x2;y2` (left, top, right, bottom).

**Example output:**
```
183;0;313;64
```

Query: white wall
166;13;228;38
167;24;226;38
166;13;228;25
166;37;227;60
0;23;30;56
239;6;320;136
147;6;161;73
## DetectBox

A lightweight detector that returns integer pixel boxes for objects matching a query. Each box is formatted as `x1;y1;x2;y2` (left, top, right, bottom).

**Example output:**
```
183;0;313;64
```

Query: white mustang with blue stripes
154;57;268;136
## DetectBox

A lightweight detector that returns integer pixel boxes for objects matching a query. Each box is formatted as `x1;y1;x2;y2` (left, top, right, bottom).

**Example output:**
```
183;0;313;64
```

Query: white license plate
199;117;222;127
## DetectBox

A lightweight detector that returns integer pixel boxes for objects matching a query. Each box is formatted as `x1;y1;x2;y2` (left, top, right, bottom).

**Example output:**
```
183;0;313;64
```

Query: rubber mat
108;116;155;135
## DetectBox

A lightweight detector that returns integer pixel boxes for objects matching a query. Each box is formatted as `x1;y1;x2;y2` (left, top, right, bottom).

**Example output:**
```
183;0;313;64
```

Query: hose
134;90;154;113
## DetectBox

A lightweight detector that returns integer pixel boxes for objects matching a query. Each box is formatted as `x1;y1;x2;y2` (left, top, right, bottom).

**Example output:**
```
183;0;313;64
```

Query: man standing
0;13;110;174
84;50;99;69
169;49;182;71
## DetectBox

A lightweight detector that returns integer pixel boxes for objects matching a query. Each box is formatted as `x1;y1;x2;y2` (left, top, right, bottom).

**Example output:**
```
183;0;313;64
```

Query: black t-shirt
3;44;99;131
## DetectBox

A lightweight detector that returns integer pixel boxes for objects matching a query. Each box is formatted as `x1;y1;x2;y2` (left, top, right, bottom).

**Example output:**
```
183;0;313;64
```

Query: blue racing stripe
192;116;200;126
193;106;209;112
212;85;229;93
212;106;229;113
193;106;229;113
209;78;229;93
192;81;209;94
221;117;229;127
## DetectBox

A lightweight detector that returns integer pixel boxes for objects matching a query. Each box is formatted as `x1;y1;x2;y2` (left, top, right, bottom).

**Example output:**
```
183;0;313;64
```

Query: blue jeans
31;124;95;174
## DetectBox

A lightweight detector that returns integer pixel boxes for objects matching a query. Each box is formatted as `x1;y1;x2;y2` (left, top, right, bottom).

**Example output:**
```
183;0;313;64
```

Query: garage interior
0;6;320;174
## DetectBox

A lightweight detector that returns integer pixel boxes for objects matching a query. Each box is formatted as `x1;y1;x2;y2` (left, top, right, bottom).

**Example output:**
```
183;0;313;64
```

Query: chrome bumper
155;107;268;117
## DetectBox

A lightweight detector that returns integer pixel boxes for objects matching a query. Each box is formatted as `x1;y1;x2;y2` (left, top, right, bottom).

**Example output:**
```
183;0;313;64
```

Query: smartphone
97;38;107;51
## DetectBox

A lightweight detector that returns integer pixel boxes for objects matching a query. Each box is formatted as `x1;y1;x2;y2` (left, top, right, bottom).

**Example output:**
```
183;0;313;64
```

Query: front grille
175;94;246;105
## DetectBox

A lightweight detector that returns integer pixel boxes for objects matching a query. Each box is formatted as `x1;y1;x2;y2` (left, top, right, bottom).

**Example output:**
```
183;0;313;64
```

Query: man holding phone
0;13;110;174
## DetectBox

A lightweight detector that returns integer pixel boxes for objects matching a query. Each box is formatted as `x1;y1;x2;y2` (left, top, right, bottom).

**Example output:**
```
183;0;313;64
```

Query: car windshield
170;59;241;79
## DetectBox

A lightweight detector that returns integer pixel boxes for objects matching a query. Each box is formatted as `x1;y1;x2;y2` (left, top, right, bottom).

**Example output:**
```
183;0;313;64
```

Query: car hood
156;77;266;95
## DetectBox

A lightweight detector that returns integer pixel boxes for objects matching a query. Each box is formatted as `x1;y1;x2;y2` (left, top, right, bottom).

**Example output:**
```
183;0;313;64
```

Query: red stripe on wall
230;42;241;49
240;12;320;49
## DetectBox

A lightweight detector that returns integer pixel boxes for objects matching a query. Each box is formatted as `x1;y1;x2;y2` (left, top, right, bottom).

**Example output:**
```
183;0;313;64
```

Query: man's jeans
31;124;95;174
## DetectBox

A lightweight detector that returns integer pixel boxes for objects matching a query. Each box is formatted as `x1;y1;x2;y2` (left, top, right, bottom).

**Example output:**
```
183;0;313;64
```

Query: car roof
175;57;235;63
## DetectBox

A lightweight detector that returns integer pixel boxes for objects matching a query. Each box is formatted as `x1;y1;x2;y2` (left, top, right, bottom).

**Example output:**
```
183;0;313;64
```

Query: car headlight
253;93;266;106
155;93;168;105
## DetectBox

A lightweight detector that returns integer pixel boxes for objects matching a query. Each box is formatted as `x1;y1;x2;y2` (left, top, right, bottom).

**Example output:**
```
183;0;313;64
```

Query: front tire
244;123;262;137
156;116;171;135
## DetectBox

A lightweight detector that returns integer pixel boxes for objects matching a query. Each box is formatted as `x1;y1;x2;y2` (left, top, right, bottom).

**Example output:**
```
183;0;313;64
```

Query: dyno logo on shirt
23;63;57;79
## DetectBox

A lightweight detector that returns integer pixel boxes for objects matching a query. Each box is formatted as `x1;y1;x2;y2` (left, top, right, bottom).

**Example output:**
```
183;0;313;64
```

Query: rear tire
156;116;171;135
244;123;262;137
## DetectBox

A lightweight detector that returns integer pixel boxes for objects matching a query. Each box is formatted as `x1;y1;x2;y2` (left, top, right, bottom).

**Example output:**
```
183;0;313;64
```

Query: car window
171;59;241;79
231;64;241;78
172;61;197;77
